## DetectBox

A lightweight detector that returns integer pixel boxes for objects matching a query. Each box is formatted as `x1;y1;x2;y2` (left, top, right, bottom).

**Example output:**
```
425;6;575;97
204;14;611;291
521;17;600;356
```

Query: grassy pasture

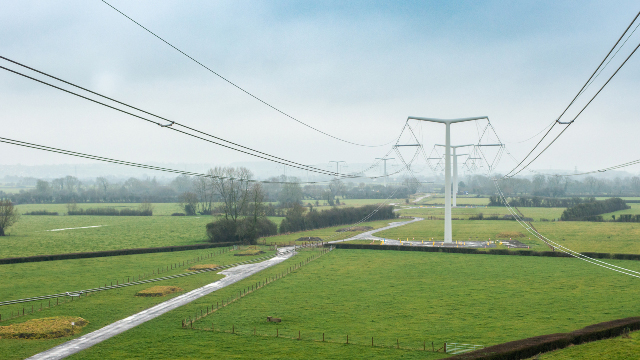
413;195;490;206
375;219;640;254
61;249;640;359
64;247;449;360
0;214;213;258
260;219;399;245
0;246;274;319
0;248;322;360
396;206;566;221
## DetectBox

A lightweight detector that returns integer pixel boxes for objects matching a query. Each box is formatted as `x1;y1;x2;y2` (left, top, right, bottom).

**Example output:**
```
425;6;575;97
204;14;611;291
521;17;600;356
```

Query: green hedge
0;243;234;265
448;317;640;360
328;243;640;261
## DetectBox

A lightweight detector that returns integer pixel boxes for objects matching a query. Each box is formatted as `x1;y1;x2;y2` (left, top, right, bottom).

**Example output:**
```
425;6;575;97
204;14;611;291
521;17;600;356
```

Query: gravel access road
27;248;296;360
329;217;424;243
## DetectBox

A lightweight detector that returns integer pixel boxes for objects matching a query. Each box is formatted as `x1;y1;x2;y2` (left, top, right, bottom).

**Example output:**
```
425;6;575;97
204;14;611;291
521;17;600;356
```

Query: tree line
488;196;594;208
464;174;640;197
560;198;629;221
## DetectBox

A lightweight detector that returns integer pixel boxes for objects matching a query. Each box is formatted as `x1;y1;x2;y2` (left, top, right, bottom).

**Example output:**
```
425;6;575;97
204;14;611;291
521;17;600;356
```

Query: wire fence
182;246;332;327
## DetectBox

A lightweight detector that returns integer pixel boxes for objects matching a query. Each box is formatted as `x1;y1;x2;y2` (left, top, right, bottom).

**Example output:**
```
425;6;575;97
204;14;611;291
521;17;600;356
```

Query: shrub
206;217;277;245
23;210;59;216
561;198;629;221
184;204;196;216
279;205;396;233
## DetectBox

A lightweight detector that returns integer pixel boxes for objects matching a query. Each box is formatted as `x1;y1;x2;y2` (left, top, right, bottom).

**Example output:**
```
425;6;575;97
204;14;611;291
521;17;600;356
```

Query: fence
183;245;332;328
446;343;484;355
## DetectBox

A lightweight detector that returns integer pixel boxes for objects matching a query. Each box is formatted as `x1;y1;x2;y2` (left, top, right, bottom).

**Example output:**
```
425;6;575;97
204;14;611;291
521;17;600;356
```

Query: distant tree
210;167;253;221
278;179;303;206
96;177;109;201
0;199;20;236
179;192;199;216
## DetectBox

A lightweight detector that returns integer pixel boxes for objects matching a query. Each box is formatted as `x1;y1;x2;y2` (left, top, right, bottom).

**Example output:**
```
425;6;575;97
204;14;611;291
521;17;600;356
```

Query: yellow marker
433;241;435;246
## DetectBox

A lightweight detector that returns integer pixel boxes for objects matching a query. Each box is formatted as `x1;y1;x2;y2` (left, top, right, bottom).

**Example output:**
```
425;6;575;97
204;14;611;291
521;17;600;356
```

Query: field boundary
329;243;640;261
448;317;640;360
0;242;235;265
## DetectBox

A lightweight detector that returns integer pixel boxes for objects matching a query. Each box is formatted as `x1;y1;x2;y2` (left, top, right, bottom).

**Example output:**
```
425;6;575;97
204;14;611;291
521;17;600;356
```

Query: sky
1;0;639;180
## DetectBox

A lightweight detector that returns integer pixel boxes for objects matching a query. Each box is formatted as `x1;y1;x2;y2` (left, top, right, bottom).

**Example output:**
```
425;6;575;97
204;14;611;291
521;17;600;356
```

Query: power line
0;59;343;178
493;179;640;278
504;10;640;178
0;136;412;185
100;0;393;148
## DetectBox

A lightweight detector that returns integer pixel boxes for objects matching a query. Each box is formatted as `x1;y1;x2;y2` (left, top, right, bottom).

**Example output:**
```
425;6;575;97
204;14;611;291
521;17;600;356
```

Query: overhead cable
493;179;640;278
0;136;413;184
100;0;393;148
0;59;343;178
504;11;640;178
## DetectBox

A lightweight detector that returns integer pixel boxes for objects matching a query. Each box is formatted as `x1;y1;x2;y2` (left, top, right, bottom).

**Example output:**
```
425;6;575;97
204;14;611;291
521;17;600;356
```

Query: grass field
0;245;281;360
375;219;640;254
0;245;266;304
396;205;566;221
40;248;640;359
259;219;400;246
533;330;640;359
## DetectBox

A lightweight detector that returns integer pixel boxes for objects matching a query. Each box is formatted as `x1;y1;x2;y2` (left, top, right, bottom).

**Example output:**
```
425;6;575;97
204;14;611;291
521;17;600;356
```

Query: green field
0;245;281;360
0;245;267;304
260;218;400;246
2;204;288;258
39;249;640;359
396;205;565;221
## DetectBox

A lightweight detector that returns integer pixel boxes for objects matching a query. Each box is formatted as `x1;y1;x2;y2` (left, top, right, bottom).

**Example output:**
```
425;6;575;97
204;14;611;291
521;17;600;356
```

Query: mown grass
60;249;640;359
0;246;274;319
260;218;400;245
396;206;566;221
533;330;640;360
64;248;448;360
0;248;326;360
1;214;213;258
375;219;640;254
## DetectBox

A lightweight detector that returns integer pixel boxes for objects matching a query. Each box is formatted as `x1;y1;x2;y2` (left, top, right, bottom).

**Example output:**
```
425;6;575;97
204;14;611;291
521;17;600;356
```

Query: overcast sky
1;0;639;179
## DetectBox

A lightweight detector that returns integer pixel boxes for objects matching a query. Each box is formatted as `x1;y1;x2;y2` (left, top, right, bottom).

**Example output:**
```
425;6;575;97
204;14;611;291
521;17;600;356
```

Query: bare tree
251;183;265;224
96;177;109;201
210;167;253;221
0;199;20;236
193;176;215;214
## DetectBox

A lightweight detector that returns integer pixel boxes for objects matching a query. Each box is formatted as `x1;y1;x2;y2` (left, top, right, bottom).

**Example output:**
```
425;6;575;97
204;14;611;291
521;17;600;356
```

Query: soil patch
135;286;183;297
496;231;525;239
336;226;373;232
0;316;88;339
295;237;323;242
234;249;265;256
187;264;219;271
